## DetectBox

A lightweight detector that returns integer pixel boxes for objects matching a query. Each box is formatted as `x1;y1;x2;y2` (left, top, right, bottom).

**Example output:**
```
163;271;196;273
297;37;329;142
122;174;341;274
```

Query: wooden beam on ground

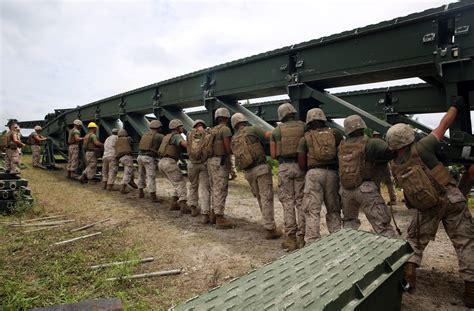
24;225;63;233
90;257;155;270
70;218;111;233
106;269;182;281
51;232;102;246
11;220;75;227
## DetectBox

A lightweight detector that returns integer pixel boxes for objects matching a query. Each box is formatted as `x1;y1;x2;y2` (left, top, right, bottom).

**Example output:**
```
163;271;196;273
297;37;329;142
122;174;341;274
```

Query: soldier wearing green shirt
338;115;396;238
231;113;281;240
67;119;84;178
29;125;48;168
386;101;474;307
78;122;103;183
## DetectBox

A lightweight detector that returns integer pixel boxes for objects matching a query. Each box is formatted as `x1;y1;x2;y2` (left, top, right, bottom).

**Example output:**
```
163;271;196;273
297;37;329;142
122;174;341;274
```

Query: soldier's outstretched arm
432;105;459;141
223;136;232;155
270;141;277;159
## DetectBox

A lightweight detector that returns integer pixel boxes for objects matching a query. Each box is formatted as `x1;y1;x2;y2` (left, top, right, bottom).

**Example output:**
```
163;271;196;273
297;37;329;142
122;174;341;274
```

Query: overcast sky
1;0;472;131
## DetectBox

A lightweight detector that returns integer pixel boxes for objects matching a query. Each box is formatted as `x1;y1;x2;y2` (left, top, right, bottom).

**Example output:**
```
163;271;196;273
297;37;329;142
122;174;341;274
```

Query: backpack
338;137;367;189
231;127;264;170
305;129;337;163
187;128;212;163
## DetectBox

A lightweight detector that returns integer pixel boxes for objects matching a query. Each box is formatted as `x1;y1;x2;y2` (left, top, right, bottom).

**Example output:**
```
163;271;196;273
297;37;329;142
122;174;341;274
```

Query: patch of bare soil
5;165;474;310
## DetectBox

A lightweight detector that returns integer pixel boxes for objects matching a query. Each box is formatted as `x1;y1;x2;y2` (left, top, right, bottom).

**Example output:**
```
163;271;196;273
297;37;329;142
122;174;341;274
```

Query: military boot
78;174;88;184
215;215;234;229
138;188;145;198
200;214;210;224
102;182;107;190
190;206;199;217
128;178;138;189
180;201;191;214
281;234;297;251
264;228;282;240
169;196;180;211
120;184;129;194
209;209;216;224
67;171;72;179
150;192;158;203
107;184;114;191
296;235;305;249
465;281;474;308
404;262;417;291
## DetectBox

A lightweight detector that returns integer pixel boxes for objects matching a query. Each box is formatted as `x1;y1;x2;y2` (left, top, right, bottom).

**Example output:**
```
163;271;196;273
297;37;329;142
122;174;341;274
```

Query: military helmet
87;122;98;128
111;128;119;135
34;125;42;131
231;113;248;129
214;107;230;120
306;108;327;124
277;103;297;121
386;123;415;150
343;115;366;135
169;119;184;130
193;119;206;128
73;119;83;126
149;119;162;129
118;129;128;137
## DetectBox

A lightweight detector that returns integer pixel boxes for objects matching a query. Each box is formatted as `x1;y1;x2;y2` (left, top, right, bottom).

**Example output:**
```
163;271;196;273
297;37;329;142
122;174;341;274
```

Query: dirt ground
1;161;473;310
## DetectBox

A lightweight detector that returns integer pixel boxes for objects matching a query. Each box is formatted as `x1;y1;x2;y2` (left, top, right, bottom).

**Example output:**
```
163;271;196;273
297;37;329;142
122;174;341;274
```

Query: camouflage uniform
137;155;157;192
119;155;134;185
271;120;305;238
158;133;187;202
388;131;474;282
67;128;81;173
29;132;41;167
5;131;21;173
233;124;277;231
102;134;118;185
187;161;210;211
339;136;396;238
81;133;99;180
208;125;232;216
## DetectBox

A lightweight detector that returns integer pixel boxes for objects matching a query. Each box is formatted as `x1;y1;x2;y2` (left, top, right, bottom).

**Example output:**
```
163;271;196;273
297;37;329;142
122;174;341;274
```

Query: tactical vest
391;144;453;211
231;127;265;170
7;132;18;150
83;133;96;151
158;133;180;160
68;129;79;145
212;124;227;157
116;136;132;158
338;137;376;189
28;133;39;145
139;131;155;151
305;128;337;167
276;121;305;158
187;128;211;163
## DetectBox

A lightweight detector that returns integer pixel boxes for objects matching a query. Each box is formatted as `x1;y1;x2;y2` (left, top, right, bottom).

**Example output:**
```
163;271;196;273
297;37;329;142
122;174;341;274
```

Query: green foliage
266;156;279;175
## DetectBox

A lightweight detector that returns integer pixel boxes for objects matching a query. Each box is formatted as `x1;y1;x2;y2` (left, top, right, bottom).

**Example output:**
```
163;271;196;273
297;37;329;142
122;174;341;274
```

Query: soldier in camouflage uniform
187;119;211;218
386;100;474;307
207;108;234;228
78;122;104;183
137;120;163;203
5;121;25;174
116;129;136;194
67;119;83;178
372;131;397;205
102;128;118;190
158;119;189;214
338;115;396;238
231;113;281;239
270;103;306;250
297;108;343;244
29;125;47;168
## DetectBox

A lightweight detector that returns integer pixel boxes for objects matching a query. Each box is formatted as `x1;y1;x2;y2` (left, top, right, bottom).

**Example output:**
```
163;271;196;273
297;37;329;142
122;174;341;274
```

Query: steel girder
17;1;474;165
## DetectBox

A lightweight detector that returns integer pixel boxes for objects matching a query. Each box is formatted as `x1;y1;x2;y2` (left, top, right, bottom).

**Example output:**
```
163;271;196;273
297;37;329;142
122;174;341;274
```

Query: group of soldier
2;99;473;307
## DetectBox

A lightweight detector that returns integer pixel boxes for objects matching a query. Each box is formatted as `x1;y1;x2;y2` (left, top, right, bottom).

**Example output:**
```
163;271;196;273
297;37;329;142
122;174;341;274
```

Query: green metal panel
173;229;413;311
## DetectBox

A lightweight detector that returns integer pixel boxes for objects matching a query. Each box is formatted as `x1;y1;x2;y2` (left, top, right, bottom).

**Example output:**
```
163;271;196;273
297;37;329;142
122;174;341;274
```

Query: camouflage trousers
208;156;230;215
341;181;396;238
230;155;237;176
67;144;79;173
31;145;41;167
188;161;210;212
158;157;187;202
244;163;276;230
277;162;305;237
102;156;118;185
137;155;156;193
82;151;98;180
119;155;135;185
407;185;474;282
5;148;20;173
303;168;342;243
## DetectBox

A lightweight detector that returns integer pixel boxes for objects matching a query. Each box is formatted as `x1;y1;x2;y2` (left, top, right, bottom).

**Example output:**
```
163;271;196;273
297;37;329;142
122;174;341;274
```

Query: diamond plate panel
173;229;413;311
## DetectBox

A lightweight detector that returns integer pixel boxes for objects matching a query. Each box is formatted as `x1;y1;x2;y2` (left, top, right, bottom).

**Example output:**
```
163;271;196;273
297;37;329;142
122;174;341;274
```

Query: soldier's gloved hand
451;96;464;111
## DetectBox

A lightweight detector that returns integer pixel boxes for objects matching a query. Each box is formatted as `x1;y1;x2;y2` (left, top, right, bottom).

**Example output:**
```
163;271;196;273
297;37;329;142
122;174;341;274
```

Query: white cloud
1;0;471;132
